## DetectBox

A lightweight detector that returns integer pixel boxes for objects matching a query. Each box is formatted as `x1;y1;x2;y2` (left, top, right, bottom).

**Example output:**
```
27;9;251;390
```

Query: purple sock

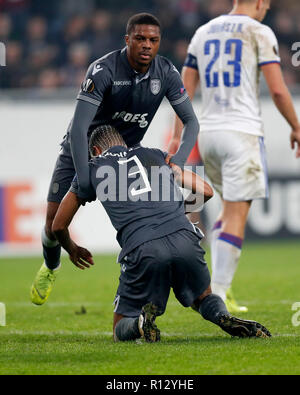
218;232;243;250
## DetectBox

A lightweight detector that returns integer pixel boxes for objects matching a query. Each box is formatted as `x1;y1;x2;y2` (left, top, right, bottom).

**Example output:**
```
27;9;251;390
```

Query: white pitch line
1;330;299;338
238;300;299;306
6;302;104;308
6;300;298;308
2;330;113;337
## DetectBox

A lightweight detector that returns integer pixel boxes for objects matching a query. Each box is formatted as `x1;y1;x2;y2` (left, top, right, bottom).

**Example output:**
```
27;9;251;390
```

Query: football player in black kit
51;125;271;343
30;13;201;305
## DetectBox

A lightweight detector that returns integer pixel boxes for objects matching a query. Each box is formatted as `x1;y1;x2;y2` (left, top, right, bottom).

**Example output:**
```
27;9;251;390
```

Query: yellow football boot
225;287;248;313
30;263;60;305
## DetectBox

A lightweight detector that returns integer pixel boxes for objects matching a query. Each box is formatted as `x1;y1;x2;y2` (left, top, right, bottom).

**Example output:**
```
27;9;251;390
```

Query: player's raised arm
52;191;94;270
261;63;300;158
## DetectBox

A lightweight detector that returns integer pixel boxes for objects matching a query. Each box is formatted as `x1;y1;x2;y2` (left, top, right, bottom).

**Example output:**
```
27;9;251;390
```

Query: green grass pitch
1;241;300;375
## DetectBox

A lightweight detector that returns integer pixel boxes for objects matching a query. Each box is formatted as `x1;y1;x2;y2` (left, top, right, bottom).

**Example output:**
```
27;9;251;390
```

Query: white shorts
199;130;269;202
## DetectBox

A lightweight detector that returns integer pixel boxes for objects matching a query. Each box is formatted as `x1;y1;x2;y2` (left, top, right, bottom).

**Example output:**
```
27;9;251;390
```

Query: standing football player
169;0;300;312
30;13;200;305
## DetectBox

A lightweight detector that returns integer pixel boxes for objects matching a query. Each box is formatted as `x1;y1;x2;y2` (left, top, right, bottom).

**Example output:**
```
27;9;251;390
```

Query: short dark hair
89;125;127;156
126;13;161;35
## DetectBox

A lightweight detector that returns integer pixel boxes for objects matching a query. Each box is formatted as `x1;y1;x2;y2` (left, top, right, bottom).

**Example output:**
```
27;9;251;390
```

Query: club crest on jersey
92;63;103;75
150;79;161;95
82;78;95;93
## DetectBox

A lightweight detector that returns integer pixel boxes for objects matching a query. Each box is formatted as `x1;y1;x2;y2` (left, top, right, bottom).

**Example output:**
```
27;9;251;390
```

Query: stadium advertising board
0;99;299;255
246;176;300;240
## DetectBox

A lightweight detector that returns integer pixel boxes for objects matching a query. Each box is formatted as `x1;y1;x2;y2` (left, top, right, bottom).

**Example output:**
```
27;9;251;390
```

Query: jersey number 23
204;39;243;88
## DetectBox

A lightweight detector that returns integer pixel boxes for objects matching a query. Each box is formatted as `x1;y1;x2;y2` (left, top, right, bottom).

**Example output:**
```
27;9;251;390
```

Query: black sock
115;318;141;341
42;228;61;270
198;294;229;325
43;244;61;270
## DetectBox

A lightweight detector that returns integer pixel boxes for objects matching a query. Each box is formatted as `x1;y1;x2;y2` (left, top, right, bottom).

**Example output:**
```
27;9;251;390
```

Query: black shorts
47;149;76;203
114;229;211;318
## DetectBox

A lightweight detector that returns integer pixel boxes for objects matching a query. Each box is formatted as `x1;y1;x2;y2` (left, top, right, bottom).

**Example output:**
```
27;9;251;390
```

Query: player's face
256;0;271;22
126;24;161;72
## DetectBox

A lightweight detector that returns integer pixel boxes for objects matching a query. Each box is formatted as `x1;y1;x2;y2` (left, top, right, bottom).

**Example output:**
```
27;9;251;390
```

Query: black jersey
63;48;189;149
70;146;200;261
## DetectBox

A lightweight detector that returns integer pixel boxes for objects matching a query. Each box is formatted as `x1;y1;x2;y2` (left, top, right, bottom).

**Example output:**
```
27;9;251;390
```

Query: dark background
0;0;299;91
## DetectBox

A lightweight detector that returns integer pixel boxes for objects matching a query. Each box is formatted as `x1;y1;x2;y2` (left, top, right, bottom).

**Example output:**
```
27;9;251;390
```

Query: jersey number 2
204;39;243;88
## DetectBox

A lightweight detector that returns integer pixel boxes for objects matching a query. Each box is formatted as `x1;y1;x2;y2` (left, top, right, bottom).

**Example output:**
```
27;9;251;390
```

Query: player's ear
256;0;263;10
93;146;102;156
125;34;130;46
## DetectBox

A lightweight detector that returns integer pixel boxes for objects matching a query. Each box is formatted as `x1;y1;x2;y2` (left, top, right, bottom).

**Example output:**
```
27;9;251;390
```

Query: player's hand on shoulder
169;162;183;184
69;244;95;270
164;152;183;184
165;153;173;165
290;125;300;158
167;138;181;155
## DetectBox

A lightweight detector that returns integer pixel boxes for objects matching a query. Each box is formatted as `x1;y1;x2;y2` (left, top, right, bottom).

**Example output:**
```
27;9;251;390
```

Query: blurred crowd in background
0;0;299;91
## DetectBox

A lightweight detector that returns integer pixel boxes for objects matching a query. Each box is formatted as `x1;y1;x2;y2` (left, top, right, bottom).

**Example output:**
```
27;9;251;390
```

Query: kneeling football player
52;125;271;342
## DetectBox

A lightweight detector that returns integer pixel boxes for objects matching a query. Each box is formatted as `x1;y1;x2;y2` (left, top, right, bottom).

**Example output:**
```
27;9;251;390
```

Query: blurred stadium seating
0;0;299;92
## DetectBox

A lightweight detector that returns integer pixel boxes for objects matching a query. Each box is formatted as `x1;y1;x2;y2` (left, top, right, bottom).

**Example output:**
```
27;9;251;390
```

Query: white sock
211;283;227;302
211;232;243;301
42;261;61;272
210;220;222;275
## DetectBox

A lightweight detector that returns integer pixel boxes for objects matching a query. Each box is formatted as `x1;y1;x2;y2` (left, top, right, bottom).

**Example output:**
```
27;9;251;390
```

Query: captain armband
183;53;198;70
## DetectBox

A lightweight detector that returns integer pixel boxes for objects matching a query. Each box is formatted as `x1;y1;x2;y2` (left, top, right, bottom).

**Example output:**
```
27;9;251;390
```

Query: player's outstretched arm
169;97;199;168
170;163;213;203
69;100;98;197
262;63;300;158
169;67;200;155
52;191;94;270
